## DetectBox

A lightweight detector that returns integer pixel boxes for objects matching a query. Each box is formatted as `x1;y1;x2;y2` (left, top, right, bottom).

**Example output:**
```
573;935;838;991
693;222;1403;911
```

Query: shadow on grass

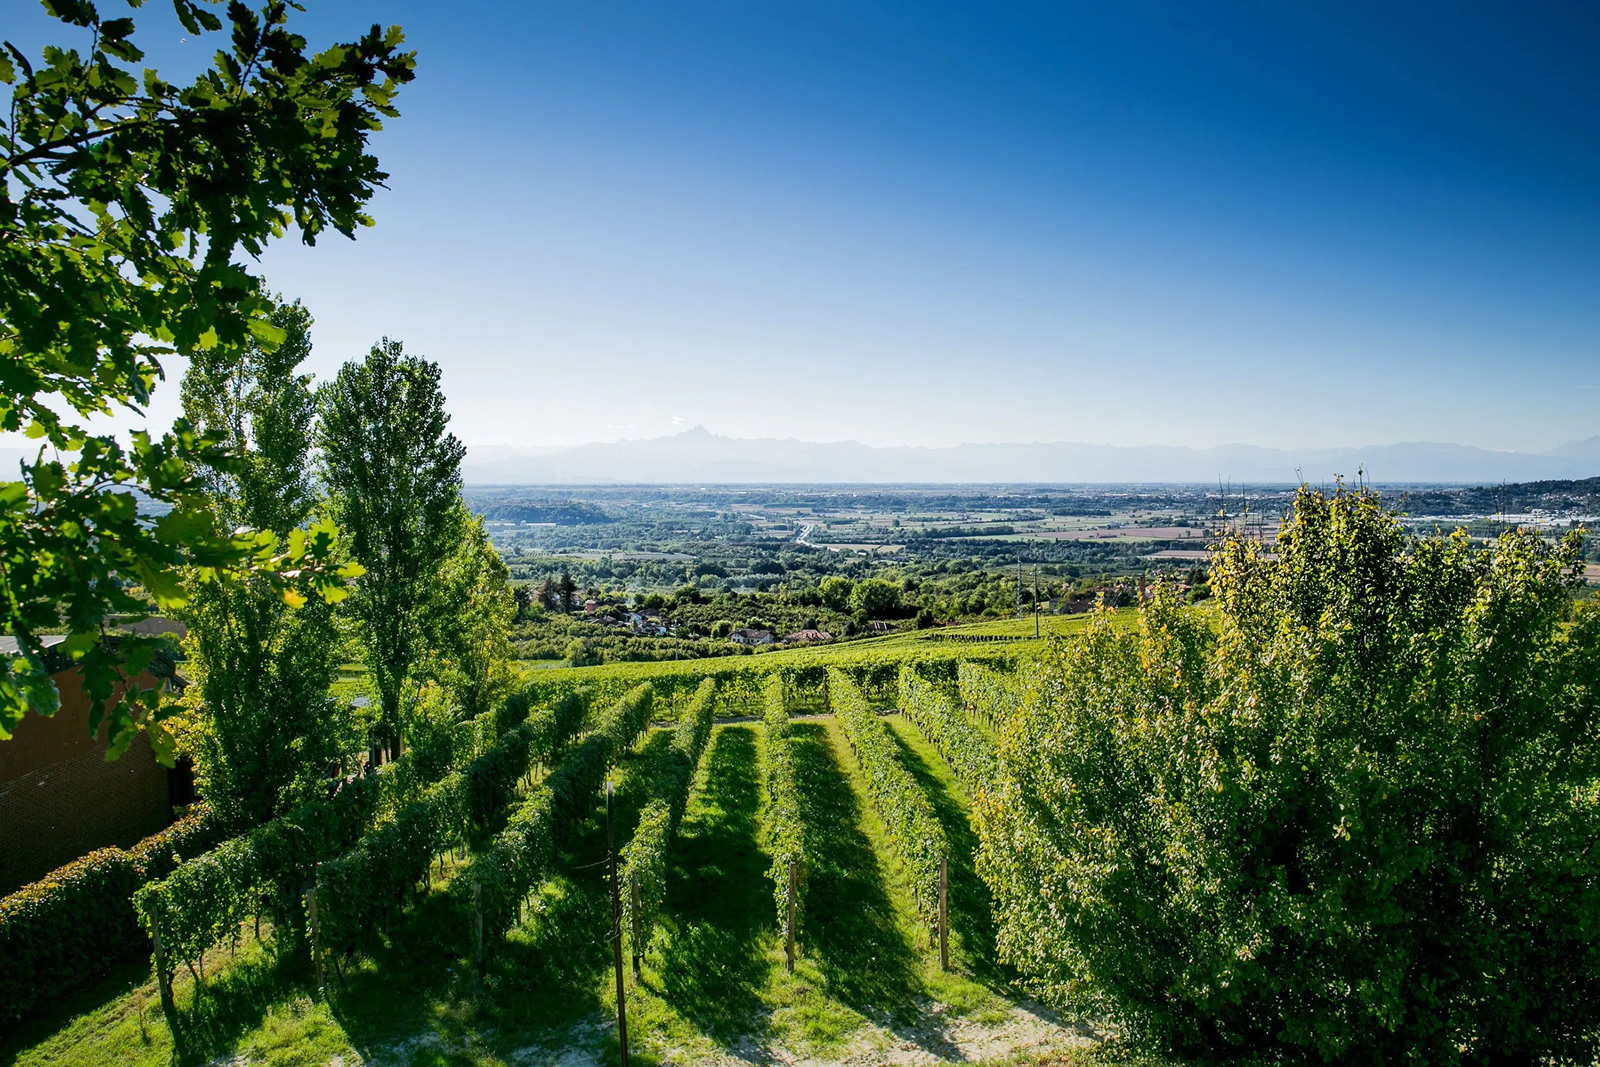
326;737;673;1056
883;717;1010;989
477;735;667;1043
790;721;923;1021
0;956;155;1066
166;942;312;1065
653;725;773;1040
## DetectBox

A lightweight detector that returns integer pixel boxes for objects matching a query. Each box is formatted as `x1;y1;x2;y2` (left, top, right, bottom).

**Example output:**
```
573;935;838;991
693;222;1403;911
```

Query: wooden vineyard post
784;860;798;973
629;875;643;982
307;875;324;996
938;855;949;973
151;916;176;1020
607;783;630;1066
472;877;485;984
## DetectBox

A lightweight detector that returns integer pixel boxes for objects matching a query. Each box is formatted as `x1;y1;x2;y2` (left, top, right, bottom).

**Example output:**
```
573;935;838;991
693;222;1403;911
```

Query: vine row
898;665;997;795
760;672;806;936
957;661;1021;731
311;688;591;958
828;668;947;937
466;683;656;943
620;677;718;955
133;706;516;974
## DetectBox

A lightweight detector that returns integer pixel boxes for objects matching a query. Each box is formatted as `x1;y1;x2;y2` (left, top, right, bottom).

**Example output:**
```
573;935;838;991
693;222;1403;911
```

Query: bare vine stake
607;783;630;1066
785;860;798;973
630;875;644;981
938;855;949;973
472;877;485;985
151;922;176;1019
308;877;324;996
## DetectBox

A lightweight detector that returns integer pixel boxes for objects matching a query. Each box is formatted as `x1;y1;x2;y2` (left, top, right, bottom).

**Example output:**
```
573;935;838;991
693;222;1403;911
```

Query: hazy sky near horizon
11;1;1600;452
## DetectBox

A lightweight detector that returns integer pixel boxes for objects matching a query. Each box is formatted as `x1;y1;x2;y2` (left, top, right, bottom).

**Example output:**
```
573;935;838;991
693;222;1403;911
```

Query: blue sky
11;1;1600;451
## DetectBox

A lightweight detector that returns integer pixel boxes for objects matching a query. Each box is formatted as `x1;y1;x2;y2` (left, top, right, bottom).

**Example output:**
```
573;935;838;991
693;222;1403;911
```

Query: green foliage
317;748;500;953
177;300;352;828
135;715;489;970
317;339;466;750
621;678;718;955
469;684;655;939
421;507;517;721
0;0;408;748
760;673;807;934
956;661;1021;731
314;688;591;957
817;576;854;612
828;669;946;937
0;806;220;1027
976;486;1600;1064
518;640;1022;720
850;578;902;620
897;666;996;795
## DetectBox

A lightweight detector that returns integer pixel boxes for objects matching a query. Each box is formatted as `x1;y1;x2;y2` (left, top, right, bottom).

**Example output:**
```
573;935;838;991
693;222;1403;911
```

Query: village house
727;628;775;646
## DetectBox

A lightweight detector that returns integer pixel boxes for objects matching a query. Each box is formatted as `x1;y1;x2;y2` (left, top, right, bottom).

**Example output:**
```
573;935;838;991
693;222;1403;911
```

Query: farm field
0;652;1142;1067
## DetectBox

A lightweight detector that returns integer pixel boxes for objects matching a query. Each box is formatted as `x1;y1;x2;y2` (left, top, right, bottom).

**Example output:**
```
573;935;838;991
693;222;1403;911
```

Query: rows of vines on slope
760;672;806;935
828;668;947;937
957;661;1022;731
132;710;497;974
465;683;656;945
620;677;718;955
898;665;998;795
311;689;590;959
519;643;1024;719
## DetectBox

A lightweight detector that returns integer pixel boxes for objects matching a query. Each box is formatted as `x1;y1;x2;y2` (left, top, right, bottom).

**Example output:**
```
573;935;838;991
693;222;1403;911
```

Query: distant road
796;523;817;547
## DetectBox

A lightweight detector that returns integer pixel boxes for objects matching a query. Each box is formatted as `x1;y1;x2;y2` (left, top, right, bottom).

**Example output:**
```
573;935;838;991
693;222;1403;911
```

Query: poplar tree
317;340;465;753
178;300;350;828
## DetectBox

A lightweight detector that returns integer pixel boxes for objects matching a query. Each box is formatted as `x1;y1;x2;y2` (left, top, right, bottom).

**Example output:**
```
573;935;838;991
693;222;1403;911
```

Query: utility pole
1033;565;1040;639
1015;557;1022;618
606;783;630;1067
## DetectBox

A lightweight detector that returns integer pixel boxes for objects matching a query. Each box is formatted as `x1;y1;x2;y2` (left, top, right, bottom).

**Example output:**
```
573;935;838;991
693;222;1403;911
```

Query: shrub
0;807;221;1026
975;486;1600;1064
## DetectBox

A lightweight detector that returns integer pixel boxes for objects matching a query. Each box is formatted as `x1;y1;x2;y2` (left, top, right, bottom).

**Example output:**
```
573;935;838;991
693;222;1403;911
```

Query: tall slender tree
178;300;350;828
317;339;465;753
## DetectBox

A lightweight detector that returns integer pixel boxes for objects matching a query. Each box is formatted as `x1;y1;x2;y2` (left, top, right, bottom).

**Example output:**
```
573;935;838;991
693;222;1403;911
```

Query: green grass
882;714;1008;986
3;720;1119;1067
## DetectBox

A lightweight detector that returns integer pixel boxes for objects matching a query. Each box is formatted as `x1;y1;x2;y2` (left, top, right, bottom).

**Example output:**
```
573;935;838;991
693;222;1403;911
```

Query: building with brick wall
0;637;184;895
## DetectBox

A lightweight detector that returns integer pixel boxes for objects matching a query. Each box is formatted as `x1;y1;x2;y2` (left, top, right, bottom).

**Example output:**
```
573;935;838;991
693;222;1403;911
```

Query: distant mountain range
6;429;1595;485
461;427;1600;485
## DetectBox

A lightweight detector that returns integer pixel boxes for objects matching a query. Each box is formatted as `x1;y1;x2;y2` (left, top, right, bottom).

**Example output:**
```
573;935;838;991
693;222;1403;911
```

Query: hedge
0;806;221;1028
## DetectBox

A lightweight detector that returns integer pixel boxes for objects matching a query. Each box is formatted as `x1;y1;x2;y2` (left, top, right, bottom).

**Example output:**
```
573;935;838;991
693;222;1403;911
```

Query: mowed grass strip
883;714;1009;987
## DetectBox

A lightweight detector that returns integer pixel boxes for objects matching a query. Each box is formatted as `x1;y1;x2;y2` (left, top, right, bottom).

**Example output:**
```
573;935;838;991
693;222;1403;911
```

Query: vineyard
1;637;1092;1067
